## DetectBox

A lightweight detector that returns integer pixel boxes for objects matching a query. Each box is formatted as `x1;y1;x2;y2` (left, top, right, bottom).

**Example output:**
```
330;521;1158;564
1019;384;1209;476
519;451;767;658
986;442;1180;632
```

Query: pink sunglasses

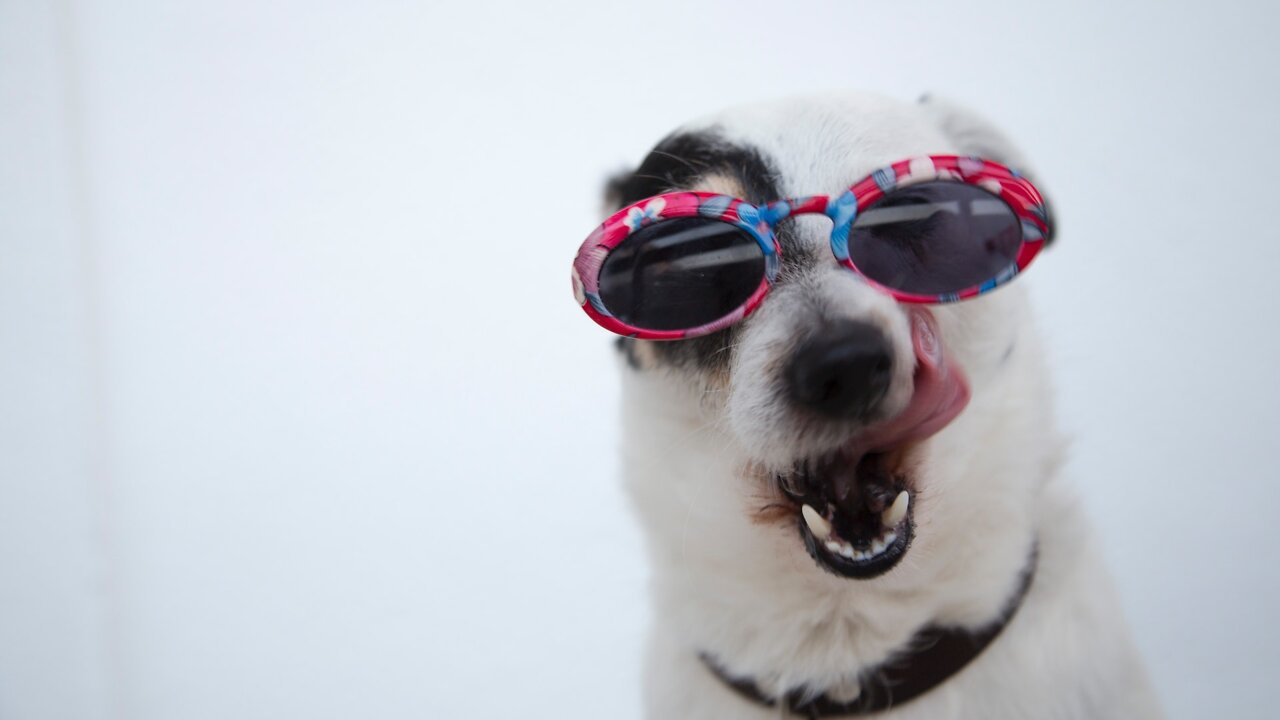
571;155;1051;340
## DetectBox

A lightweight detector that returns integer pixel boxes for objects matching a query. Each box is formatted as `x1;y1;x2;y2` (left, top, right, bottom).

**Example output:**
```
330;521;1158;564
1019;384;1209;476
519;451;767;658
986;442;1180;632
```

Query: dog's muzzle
776;308;972;580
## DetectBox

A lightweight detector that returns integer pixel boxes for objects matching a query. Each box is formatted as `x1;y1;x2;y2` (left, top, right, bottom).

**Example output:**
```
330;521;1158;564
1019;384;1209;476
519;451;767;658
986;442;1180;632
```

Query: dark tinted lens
597;217;766;331
849;181;1021;296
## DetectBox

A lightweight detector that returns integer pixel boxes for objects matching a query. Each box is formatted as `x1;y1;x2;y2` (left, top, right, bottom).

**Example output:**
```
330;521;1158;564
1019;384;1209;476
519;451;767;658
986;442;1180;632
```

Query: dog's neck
699;542;1038;718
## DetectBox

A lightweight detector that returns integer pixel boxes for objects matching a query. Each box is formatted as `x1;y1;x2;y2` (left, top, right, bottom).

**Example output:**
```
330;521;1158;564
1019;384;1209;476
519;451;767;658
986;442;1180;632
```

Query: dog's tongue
857;308;971;452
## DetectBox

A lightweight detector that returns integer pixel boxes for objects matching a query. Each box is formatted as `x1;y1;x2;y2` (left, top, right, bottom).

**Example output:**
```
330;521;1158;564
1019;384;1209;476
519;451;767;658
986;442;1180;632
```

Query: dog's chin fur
606;92;1161;719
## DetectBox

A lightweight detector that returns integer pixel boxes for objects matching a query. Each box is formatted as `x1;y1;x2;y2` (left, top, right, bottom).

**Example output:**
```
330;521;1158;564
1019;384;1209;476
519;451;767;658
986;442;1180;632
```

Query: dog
584;92;1161;718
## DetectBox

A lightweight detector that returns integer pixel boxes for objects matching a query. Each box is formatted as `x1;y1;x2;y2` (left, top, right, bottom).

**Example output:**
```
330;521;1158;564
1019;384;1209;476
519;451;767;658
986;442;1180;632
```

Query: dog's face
608;94;1055;601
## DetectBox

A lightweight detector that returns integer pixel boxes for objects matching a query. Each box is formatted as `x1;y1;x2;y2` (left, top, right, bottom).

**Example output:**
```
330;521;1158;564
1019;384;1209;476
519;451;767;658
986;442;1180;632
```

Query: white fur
616;93;1161;718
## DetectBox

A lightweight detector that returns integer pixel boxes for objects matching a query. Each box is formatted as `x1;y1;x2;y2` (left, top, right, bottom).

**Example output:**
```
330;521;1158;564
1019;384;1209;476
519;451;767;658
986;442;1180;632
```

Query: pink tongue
856;308;971;452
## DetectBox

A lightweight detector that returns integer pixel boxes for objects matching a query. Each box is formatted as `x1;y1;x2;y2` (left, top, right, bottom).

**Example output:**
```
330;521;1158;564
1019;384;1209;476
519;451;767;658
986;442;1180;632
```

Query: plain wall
2;1;1277;717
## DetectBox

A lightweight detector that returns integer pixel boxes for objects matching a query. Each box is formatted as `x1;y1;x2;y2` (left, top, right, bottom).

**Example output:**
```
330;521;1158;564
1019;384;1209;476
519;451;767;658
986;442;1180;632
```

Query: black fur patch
615;336;643;371
606;130;786;374
611;130;781;208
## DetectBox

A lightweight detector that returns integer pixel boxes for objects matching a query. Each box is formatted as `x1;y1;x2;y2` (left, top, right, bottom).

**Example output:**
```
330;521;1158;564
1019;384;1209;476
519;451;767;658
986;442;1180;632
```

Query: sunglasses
571;155;1051;341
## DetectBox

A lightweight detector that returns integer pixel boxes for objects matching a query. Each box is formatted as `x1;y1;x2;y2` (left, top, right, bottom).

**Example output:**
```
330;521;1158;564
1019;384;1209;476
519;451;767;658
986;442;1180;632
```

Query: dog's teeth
824;540;842;554
802;504;833;540
839;544;855;559
882;491;909;528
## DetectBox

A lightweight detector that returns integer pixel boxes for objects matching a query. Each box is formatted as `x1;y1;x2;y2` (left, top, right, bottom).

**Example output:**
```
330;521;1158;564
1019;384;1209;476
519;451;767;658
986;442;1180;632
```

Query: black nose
787;321;893;420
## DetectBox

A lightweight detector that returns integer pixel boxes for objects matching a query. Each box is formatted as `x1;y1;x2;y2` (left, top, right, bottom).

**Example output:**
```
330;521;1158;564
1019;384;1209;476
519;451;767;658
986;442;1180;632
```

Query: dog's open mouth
777;449;916;578
776;309;971;580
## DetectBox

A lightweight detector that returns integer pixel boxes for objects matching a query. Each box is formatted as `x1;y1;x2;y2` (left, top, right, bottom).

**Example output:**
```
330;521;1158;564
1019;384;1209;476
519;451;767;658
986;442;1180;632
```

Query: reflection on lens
849;182;1021;295
597;217;765;331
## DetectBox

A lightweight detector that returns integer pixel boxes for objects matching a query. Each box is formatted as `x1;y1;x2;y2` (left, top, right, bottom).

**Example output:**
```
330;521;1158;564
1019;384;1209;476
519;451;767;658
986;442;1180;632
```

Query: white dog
589;93;1160;718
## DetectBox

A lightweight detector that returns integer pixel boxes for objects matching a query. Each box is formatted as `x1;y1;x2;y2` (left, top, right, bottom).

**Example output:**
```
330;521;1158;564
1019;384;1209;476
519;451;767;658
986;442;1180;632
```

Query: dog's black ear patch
609;130;780;208
601;167;634;215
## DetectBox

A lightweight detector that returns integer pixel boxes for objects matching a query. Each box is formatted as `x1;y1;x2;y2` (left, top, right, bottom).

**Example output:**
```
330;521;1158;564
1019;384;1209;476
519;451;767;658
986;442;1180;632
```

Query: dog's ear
918;95;1057;244
601;167;633;219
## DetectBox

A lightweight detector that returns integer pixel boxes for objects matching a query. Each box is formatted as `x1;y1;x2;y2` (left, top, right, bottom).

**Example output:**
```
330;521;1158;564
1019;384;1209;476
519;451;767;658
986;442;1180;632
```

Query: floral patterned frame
571;155;1051;340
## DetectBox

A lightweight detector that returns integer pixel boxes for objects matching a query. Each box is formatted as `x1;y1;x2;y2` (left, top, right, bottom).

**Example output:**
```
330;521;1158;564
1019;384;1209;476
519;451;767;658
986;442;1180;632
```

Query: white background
2;1;1277;718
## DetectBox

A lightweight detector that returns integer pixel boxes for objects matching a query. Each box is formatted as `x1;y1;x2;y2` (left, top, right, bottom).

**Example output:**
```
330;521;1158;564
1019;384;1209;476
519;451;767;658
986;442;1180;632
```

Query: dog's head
601;93;1057;605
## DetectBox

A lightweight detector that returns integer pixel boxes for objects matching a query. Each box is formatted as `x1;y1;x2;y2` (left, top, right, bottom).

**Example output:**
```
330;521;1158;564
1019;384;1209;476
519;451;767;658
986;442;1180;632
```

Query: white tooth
839;544;855;559
802;504;833;540
825;540;842;554
882;491;910;528
884;532;897;546
871;539;885;555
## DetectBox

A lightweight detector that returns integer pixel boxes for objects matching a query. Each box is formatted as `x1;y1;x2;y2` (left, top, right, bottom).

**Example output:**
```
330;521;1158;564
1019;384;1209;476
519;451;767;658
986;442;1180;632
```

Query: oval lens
597;217;766;332
849;182;1021;296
